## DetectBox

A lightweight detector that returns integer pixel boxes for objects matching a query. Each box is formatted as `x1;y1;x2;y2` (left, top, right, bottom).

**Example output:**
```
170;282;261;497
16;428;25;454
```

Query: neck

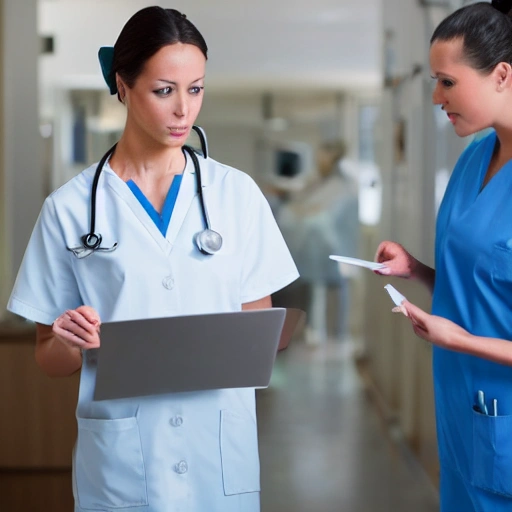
493;126;512;159
109;131;186;182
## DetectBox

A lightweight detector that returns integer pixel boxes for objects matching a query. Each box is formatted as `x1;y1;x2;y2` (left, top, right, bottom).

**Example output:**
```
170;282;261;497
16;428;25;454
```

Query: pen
477;390;488;415
493;399;498;417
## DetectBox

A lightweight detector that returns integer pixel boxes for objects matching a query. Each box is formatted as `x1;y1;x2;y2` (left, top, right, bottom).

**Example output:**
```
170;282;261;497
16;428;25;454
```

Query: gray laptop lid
93;308;287;401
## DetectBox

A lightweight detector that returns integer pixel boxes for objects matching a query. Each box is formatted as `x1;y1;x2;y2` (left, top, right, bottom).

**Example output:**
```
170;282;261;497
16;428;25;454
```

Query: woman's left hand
396;300;469;349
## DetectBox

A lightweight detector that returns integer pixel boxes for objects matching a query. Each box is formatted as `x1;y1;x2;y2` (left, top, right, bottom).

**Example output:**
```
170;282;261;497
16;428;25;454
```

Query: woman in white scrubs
8;7;298;512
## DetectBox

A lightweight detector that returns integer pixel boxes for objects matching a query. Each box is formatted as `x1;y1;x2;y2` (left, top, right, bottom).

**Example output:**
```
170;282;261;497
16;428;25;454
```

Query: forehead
141;43;206;78
430;38;466;71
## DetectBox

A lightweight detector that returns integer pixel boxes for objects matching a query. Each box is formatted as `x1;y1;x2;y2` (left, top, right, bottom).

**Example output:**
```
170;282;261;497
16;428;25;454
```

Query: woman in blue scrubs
376;2;512;511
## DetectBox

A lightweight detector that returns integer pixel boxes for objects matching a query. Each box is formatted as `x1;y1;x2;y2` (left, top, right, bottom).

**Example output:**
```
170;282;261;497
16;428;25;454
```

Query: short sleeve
239;181;299;303
7;196;82;325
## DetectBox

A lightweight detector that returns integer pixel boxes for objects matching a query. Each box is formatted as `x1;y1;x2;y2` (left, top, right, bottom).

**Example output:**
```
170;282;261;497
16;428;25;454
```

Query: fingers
76;305;101;326
53;308;101;350
399;301;431;340
374;240;392;263
374;241;415;278
402;301;427;324
392;305;409;317
391;300;427;325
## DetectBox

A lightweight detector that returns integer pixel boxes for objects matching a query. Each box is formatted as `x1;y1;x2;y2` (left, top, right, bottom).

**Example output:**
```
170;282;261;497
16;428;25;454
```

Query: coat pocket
220;409;260;496
472;409;512;497
74;416;148;509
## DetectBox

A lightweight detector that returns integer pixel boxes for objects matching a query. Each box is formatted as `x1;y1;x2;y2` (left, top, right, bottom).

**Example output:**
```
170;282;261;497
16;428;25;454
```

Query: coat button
170;416;183;427
162;276;174;290
174;460;188;474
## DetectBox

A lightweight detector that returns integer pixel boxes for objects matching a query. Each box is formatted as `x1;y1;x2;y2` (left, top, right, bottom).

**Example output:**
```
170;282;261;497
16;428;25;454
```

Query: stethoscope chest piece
82;233;102;250
195;229;223;255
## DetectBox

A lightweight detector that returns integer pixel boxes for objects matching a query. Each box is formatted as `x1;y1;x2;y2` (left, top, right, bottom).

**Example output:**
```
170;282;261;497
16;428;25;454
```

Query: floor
256;339;440;512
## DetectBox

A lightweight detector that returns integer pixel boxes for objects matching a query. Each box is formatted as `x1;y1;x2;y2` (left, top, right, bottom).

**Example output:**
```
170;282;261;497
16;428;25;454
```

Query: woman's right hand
374;240;418;279
52;305;101;351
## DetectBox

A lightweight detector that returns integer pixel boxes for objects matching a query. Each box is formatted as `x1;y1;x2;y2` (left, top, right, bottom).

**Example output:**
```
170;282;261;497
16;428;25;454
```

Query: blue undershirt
126;174;183;236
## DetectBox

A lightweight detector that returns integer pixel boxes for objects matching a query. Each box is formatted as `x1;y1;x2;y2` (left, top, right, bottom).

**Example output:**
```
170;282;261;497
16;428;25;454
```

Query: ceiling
39;0;382;93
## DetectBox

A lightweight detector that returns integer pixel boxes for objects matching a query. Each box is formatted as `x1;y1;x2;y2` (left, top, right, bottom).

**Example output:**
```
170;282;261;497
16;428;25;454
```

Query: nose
173;91;188;118
432;82;444;106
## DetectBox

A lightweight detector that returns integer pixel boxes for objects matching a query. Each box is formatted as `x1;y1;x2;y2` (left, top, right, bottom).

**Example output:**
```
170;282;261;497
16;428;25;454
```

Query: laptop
93;307;292;401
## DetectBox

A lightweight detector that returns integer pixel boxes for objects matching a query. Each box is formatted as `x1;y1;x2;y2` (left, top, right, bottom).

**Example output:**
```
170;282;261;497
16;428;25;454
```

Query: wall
360;0;470;486
0;0;42;318
37;0;381;97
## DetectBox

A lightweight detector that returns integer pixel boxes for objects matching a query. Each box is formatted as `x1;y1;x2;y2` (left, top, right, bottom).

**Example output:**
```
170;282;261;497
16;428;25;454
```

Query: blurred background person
277;139;359;345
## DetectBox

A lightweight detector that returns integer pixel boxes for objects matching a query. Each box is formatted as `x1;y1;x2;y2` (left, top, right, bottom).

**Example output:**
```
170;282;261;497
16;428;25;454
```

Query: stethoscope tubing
79;126;219;253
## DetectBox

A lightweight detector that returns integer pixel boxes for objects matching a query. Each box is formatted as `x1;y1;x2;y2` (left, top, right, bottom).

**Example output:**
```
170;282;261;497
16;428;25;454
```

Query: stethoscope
67;125;222;258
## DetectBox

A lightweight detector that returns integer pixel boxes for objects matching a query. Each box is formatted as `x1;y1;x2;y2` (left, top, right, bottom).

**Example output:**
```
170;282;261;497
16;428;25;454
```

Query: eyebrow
156;77;205;84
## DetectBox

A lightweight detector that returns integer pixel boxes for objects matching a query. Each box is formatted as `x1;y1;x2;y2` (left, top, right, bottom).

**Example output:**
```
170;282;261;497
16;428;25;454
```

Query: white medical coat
8;154;299;512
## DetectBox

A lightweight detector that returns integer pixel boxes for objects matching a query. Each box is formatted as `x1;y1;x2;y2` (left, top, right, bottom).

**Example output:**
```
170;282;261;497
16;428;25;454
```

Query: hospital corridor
0;0;489;511
257;339;439;512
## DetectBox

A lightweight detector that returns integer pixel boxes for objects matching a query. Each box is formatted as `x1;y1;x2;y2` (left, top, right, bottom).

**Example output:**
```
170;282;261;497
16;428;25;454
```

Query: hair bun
492;0;512;14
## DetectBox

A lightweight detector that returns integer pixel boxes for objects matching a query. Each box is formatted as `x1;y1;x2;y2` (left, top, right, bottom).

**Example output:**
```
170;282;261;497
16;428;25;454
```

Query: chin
453;125;476;138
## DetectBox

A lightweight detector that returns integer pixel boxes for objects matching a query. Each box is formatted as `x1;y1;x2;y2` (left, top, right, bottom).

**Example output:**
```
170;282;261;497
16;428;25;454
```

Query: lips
169;127;187;134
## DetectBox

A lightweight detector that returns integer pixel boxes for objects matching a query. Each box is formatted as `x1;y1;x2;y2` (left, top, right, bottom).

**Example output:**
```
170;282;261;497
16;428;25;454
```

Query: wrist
446;326;471;353
409;257;421;280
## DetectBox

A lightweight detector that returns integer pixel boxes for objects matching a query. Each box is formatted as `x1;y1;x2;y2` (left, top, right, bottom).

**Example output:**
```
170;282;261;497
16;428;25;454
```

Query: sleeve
7;196;82;325
239;179;299;304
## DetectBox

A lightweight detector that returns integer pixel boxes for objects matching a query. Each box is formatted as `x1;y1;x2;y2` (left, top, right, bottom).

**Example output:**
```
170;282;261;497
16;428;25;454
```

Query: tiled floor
256;340;440;512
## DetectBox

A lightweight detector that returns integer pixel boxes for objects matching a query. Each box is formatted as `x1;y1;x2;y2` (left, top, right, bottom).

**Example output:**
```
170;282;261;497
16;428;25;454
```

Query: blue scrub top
433;130;512;503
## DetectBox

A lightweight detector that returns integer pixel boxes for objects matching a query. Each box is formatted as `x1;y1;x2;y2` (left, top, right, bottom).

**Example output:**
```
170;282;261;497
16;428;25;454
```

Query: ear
116;73;127;102
493;62;512;91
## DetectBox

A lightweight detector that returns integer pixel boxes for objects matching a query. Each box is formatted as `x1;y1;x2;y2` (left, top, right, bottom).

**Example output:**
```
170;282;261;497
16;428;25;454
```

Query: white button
162;276;174;290
170;416;183;427
175;460;188;474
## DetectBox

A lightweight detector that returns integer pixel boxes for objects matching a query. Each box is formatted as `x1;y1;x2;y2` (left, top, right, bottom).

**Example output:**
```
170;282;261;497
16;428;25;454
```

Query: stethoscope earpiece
195;229;223;255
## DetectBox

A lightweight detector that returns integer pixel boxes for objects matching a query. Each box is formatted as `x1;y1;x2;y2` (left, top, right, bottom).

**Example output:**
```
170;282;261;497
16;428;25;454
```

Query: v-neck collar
126;174;183;236
102;154;200;255
476;131;512;195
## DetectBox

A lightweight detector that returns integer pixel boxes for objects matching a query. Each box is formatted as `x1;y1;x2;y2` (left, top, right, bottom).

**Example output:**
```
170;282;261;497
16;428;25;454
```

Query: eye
190;86;204;95
430;76;454;89
154;86;173;96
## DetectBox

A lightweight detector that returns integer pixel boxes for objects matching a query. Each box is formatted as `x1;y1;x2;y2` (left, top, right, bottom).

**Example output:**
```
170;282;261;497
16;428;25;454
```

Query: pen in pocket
475;390;499;416
477;390;488;415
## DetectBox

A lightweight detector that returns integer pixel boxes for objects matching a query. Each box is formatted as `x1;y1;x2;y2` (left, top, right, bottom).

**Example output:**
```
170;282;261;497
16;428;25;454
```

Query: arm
242;295;294;352
35;306;101;378
242;295;272;310
399;301;512;366
374;240;435;294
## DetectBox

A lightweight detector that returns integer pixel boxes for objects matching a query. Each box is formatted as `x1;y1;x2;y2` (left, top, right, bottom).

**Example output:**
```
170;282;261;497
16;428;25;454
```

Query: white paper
384;284;407;306
329;254;387;271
